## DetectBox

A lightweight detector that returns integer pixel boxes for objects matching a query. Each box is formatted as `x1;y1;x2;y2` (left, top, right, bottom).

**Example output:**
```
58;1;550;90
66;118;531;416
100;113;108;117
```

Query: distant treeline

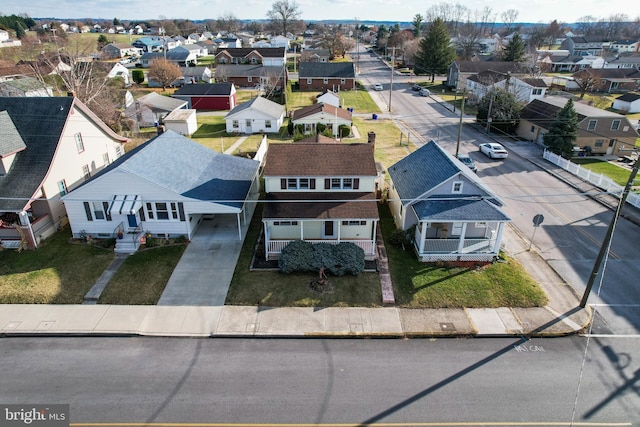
0;15;37;39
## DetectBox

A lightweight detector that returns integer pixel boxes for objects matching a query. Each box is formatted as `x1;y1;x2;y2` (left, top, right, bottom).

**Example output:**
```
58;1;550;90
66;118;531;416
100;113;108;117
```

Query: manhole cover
440;322;456;331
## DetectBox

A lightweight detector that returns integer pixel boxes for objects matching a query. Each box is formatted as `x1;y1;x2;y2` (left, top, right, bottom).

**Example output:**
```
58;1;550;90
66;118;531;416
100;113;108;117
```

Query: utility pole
486;89;495;134
388;46;395;112
455;90;465;157
580;149;640;307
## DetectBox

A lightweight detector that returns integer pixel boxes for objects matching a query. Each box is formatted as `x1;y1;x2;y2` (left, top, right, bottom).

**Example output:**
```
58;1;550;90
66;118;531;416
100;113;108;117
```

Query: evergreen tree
412;14;423;37
414;18;456;82
503;32;526;62
543;98;579;159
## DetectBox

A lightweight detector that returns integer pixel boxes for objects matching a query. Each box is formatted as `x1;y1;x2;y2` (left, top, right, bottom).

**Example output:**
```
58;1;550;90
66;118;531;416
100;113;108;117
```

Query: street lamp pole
580;148;640;308
388;46;395;112
455;90;465;157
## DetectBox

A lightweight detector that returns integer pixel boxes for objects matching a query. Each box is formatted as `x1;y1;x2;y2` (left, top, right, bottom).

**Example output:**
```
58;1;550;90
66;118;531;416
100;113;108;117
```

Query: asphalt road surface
0;337;638;425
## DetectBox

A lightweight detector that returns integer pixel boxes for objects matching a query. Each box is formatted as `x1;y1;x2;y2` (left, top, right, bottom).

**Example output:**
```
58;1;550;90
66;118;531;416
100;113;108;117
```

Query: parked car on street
419;88;430;97
479;143;508;159
456;154;478;172
373;83;383;91
411;84;421;91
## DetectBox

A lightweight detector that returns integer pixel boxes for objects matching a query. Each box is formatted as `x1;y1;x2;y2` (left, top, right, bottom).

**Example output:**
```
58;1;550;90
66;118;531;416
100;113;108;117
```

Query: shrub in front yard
279;241;365;276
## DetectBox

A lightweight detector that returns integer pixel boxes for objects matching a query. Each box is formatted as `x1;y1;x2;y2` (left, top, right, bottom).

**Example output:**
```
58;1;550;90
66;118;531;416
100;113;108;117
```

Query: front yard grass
0;227;114;304
190;115;240;152
350;117;416;168
379;205;549;308
286;83;380;113
573;158;633;187
98;244;186;305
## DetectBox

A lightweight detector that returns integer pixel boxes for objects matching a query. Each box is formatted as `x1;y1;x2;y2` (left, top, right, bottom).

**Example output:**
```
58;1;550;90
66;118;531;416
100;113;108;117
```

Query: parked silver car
456;154;478;172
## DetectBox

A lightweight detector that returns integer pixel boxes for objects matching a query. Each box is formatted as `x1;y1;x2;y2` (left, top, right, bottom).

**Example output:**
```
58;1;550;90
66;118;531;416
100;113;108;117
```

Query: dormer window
452;181;463;193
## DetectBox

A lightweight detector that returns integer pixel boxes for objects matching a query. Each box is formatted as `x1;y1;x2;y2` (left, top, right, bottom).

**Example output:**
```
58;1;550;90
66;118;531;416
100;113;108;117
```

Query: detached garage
163;109;197;135
172;83;237;111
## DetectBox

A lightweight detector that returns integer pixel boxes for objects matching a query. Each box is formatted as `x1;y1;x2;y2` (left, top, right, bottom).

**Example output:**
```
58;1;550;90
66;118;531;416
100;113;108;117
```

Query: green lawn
98;244;187;305
350;117;415;169
0;227;114;304
379;205;549;308
190;115;239;152
572;158;634;187
286;83;380;113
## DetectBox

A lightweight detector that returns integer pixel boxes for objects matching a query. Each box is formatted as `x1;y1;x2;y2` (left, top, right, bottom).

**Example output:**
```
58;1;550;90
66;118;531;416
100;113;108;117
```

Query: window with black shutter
353;178;360;189
83;202;93;221
103;202;112;221
325;179;330;189
281;178;287;189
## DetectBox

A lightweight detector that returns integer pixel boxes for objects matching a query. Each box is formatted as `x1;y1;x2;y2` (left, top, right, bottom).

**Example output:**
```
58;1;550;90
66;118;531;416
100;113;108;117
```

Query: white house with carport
387;140;510;262
62;130;261;253
225;96;285;134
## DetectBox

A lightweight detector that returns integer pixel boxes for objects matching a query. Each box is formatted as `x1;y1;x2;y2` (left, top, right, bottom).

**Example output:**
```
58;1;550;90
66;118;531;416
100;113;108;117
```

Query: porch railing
416;238;496;254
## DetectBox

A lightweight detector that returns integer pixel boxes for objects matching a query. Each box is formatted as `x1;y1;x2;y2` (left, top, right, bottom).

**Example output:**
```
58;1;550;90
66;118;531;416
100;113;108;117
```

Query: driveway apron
157;213;249;306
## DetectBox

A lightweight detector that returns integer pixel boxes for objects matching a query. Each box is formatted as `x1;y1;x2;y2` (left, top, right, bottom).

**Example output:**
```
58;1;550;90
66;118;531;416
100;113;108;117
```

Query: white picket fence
543;149;640;209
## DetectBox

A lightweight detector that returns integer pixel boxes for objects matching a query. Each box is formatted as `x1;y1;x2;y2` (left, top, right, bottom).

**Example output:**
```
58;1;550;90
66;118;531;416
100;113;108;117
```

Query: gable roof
454;61;529;74
216;47;285;59
388;141;508;221
0;110;26;156
615;92;640;102
214;64;284;78
225;96;284;120
132;92;188;112
75;130;259;209
574;68;640;80
298;62;355;78
290;102;352;121
173;83;234;96
0;97;127;211
520;96;622;128
264;142;377;177
0;77;51;93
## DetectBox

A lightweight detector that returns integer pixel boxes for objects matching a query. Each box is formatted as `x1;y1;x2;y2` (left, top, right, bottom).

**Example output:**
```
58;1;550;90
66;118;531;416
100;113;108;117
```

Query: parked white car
373;83;383;91
479;143;508;159
419;88;430;97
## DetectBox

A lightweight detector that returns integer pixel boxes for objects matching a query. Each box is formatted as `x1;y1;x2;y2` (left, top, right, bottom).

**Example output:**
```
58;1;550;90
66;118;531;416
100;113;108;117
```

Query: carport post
237;213;242;240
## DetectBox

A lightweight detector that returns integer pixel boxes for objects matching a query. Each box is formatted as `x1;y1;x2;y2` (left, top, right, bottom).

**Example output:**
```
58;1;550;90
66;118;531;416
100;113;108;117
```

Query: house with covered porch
387;141;510;262
62;130;261;253
261;139;382;260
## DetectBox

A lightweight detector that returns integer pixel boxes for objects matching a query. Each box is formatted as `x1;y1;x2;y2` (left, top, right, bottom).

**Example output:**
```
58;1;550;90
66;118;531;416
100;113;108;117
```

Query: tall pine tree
543;98;579;159
415;18;456;82
503;32;526;62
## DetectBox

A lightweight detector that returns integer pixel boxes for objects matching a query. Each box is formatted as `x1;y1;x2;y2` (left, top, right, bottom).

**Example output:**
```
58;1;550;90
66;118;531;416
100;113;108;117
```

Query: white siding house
225;96;285;134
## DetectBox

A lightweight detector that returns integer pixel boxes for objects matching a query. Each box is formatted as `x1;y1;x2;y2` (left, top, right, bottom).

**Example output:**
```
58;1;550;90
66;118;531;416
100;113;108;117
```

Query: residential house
215;47;286;67
132;37;165;53
603;53;640;70
140;51;197;68
216;37;242;48
172;44;208;58
445;61;529;90
271;35;291;49
261;141;381;260
225;96;285;134
609;40;640;54
290;102;352;137
187;33;205;43
0;77;53;97
101;43;142;59
162;109;197;135
172;83;237;110
612;92;640;113
560;36;609;56
124;92;188;127
214;64;287;90
62;130;260;253
567;68;640;93
301;48;331;62
106;63;131;85
466;70;547;105
317;89;341;107
179;66;213;84
517;96;639;156
387;140;510;262
538;52;604;72
298;62;356;91
0;62;35;82
0;97;128;249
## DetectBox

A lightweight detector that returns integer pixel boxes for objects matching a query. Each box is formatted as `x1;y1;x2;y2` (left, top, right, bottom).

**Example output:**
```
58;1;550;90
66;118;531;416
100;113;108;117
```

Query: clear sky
1;0;638;24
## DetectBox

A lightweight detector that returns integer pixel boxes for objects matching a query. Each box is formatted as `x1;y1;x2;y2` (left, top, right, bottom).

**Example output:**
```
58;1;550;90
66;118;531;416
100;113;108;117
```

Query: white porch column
236;213;242;240
419;222;426;254
300;221;304;240
493;222;506;254
263;221;269;256
337;221;341;242
456;223;468;253
371;220;378;254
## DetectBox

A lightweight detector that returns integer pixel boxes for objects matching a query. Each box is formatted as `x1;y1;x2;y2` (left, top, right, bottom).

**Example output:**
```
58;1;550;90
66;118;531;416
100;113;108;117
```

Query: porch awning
412;196;511;222
109;195;142;216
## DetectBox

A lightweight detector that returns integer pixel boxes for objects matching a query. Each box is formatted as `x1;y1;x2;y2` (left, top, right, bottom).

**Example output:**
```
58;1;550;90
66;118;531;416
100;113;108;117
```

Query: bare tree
575;15;598;36
217;12;240;34
501;9;519;34
572;69;602;99
148;59;182;91
602;13;629;39
267;0;302;36
545;20;565;49
456;20;481;60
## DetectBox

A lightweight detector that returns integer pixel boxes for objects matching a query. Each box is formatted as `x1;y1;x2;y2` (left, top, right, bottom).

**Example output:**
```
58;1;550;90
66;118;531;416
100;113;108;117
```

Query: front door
127;214;138;228
323;221;336;238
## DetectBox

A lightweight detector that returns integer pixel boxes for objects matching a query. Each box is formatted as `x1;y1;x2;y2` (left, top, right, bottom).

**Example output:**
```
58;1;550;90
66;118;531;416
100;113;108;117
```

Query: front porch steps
114;235;142;254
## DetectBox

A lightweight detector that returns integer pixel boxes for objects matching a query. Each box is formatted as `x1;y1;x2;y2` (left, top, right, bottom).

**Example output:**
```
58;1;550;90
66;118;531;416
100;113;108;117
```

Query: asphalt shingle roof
216;47;285;59
0;97;74;211
173;83;233;96
298;62;356;78
133;92;188;112
263;192;379;219
226;96;284;120
290;102;352;121
264;143;377;177
616;92;640;102
87;130;259;209
412;195;510;222
0;110;26;156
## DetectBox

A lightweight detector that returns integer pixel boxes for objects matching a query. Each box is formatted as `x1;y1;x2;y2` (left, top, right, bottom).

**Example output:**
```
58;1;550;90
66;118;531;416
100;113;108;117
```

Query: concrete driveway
157;208;254;306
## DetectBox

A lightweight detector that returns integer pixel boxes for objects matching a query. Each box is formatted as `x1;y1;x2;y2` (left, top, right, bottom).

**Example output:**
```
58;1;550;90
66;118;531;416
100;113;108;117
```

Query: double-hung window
75;133;85;153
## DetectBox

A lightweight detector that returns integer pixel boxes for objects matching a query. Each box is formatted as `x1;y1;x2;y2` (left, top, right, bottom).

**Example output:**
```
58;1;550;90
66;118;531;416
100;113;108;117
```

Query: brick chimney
367;131;376;145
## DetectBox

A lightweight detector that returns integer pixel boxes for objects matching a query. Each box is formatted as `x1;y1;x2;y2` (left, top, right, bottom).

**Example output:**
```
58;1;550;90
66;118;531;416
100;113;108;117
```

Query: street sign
533;214;544;227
